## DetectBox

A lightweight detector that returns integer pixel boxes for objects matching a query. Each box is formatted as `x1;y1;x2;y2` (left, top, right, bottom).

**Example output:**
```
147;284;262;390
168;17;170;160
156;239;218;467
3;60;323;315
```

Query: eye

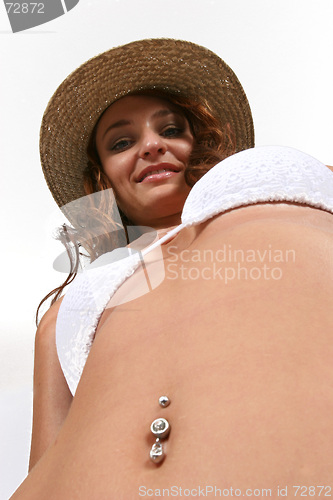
161;126;183;138
111;138;133;152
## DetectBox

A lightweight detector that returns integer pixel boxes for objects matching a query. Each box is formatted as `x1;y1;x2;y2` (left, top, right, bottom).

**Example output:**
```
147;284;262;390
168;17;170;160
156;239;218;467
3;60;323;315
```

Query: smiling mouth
139;169;177;182
137;164;180;183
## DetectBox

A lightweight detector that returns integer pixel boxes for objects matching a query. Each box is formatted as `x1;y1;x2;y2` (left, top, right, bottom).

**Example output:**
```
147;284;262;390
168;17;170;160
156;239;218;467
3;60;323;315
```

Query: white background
0;0;332;497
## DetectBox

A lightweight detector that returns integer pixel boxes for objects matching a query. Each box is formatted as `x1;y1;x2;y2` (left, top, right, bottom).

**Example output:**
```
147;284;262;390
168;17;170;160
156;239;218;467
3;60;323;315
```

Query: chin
148;189;189;210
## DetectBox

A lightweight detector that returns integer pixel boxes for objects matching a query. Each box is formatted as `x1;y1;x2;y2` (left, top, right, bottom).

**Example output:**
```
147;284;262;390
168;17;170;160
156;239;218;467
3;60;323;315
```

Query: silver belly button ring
149;396;171;464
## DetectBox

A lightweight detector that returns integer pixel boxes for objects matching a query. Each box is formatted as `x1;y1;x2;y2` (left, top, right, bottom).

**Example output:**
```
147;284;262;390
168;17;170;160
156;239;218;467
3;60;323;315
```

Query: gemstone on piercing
150;418;170;439
150;439;164;463
158;396;170;408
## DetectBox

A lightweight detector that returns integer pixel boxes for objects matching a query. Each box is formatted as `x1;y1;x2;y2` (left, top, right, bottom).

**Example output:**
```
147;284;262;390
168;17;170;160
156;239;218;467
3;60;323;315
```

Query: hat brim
40;38;254;209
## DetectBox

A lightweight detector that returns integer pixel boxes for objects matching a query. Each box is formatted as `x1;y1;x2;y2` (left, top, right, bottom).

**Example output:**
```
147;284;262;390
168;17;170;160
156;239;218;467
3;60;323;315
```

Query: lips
137;163;180;183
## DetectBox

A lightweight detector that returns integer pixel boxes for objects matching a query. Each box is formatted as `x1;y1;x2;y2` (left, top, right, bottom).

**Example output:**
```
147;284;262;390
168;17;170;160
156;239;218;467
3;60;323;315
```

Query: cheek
181;139;194;161
171;136;193;162
102;155;131;186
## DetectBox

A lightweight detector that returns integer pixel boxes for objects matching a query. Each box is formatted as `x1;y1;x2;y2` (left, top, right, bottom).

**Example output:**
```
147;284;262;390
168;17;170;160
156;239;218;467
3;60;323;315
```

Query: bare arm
29;298;73;471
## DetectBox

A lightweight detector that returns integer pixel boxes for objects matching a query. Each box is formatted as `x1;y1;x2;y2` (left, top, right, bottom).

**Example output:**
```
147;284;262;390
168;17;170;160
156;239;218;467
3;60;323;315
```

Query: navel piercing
149;397;171;464
159;395;170;408
151;417;170;439
150;418;170;463
150;438;164;463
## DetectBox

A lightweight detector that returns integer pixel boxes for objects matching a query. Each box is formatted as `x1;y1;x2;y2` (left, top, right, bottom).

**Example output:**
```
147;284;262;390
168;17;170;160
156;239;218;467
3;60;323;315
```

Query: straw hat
40;38;254;209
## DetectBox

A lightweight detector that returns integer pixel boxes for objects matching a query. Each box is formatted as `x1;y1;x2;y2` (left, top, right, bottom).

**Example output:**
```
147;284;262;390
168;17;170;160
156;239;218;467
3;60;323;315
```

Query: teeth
141;169;173;181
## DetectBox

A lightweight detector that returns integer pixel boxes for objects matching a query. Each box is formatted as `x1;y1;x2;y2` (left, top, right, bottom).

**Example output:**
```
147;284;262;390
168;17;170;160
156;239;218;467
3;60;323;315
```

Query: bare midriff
15;203;333;499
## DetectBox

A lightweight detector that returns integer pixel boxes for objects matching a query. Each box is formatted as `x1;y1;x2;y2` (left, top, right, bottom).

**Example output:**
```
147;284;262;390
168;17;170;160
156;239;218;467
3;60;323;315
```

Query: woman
12;39;333;498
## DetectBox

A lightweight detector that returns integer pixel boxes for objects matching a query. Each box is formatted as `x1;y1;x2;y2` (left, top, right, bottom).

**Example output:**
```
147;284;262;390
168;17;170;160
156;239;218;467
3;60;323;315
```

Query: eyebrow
101;109;181;140
102;119;131;139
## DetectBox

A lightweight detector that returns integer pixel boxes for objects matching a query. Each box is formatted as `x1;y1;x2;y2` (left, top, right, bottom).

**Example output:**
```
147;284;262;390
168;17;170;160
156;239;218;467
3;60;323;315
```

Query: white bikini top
56;146;333;395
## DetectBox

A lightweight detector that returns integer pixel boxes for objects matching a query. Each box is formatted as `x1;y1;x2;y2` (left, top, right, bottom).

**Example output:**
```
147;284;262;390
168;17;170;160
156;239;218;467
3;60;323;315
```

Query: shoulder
327;165;333;173
36;297;65;347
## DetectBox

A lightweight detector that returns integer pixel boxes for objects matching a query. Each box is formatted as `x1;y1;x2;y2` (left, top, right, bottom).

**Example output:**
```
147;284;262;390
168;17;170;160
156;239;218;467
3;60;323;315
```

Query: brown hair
36;90;235;323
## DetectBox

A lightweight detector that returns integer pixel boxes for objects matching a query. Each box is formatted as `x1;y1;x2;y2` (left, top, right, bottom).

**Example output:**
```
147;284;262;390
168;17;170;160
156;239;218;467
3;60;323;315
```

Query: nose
139;129;167;159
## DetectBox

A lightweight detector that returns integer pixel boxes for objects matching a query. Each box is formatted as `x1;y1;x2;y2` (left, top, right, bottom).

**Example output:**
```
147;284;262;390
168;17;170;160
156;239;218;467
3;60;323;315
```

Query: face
95;94;194;228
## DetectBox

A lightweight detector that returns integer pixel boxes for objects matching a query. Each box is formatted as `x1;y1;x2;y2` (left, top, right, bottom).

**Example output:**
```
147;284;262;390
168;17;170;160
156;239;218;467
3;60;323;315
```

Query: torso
16;203;333;499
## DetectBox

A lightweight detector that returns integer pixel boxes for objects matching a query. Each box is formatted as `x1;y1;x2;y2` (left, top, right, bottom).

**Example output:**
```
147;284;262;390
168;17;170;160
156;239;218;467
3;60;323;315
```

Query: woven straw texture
40;38;254;209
